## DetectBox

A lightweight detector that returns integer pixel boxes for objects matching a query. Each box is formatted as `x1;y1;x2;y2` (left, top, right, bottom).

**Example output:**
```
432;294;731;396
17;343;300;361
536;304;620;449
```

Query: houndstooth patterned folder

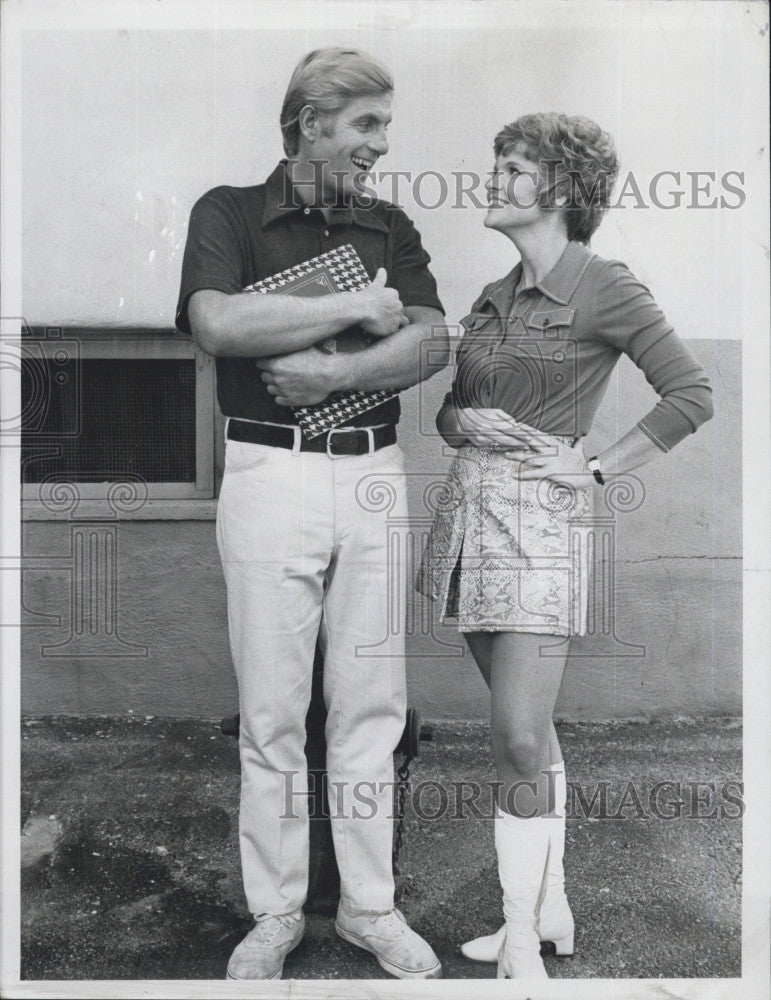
244;244;396;437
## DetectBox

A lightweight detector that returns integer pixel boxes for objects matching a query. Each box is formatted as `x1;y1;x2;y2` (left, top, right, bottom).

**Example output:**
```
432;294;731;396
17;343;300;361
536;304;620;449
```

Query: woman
418;114;713;979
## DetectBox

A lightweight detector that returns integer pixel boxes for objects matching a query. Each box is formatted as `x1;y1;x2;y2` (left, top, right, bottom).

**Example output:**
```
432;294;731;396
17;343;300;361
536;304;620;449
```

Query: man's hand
357;268;410;338
259;348;339;407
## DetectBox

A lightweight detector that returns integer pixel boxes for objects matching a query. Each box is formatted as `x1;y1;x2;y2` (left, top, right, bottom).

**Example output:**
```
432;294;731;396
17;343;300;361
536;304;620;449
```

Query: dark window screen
22;358;197;483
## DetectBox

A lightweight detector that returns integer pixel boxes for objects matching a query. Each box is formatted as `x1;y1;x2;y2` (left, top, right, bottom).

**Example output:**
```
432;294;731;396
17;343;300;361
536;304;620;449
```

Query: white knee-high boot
461;762;574;961
537;762;574;954
495;807;549;980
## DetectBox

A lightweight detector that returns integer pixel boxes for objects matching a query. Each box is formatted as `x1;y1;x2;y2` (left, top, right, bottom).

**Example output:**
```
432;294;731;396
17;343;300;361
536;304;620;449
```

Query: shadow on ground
20;717;741;981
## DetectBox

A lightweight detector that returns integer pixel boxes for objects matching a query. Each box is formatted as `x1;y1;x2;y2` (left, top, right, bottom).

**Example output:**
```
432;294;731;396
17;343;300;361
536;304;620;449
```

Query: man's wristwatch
587;456;605;485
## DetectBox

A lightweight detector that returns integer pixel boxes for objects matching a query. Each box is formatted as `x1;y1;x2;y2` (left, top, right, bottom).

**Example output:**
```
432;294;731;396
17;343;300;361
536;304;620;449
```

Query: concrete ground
20;717;741;983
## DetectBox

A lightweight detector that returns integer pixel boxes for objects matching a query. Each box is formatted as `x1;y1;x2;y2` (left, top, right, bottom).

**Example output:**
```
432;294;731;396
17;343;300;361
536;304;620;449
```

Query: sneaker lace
370;909;407;939
249;913;297;945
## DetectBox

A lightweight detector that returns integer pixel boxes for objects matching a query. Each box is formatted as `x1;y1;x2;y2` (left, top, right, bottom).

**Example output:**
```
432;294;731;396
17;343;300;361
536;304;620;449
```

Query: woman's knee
492;725;548;780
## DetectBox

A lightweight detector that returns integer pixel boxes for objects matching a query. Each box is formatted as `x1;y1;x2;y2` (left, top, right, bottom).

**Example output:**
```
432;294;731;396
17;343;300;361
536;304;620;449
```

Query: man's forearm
189;287;369;358
332;309;449;392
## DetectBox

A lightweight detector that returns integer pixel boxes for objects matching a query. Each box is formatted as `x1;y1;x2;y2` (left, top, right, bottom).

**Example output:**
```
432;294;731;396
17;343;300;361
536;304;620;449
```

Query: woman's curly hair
494;113;619;243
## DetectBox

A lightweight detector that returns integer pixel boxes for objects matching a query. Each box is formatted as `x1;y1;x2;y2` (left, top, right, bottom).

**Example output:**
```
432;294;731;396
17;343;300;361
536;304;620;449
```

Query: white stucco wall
17;5;764;340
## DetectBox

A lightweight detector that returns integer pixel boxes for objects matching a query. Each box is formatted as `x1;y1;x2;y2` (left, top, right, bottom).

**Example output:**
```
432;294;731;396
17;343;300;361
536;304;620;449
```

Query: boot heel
551;931;574;956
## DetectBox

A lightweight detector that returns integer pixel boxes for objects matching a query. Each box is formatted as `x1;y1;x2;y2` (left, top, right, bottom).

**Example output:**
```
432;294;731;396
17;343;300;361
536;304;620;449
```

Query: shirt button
323;229;330;237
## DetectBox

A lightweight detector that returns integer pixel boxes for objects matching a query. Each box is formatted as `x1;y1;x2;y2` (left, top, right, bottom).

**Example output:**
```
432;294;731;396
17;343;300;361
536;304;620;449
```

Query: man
176;48;448;980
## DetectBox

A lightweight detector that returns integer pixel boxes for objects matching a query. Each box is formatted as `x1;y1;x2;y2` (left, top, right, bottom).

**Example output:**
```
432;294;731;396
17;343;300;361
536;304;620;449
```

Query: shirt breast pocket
525;307;576;340
458;312;500;361
522;307;578;393
460;311;498;334
454;312;500;405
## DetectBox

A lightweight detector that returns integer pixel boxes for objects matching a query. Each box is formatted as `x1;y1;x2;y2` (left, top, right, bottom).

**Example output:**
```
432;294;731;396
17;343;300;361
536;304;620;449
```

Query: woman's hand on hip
503;425;596;489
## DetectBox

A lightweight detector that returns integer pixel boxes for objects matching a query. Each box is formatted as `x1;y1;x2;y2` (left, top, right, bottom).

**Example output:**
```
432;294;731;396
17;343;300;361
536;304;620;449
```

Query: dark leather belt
227;418;397;456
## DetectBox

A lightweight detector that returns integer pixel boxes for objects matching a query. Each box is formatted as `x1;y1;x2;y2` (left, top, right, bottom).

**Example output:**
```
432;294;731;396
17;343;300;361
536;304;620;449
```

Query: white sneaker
335;904;442;979
226;910;304;980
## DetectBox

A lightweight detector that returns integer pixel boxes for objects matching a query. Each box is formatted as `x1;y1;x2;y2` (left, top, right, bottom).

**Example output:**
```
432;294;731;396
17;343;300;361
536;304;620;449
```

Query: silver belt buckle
326;426;374;458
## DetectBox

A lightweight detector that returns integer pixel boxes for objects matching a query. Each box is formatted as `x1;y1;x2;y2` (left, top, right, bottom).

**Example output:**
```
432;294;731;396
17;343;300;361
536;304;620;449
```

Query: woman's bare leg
464;632;564;770
459;630;574;963
487;632;569;817
464;631;493;686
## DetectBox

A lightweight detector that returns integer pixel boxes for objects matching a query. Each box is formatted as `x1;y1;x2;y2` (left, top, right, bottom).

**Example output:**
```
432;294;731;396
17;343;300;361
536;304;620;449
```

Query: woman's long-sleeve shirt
440;241;713;450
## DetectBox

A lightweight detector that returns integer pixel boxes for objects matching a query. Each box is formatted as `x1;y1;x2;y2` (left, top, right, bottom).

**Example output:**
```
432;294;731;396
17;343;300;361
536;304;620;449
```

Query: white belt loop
224;416;231;443
291;425;302;455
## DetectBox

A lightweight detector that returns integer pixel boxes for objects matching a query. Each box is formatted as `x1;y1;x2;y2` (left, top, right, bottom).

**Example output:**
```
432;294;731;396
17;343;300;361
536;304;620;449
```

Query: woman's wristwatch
587;456;605;485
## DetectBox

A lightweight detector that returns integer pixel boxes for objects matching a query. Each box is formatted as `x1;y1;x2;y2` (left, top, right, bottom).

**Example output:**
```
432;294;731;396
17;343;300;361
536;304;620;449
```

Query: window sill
22;498;218;521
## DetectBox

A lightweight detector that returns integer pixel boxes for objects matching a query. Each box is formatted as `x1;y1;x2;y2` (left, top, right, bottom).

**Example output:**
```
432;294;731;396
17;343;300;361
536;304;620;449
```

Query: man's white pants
216;436;408;916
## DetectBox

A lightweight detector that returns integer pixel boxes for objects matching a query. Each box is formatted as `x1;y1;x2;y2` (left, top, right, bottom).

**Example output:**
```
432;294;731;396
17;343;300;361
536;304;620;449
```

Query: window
20;326;219;520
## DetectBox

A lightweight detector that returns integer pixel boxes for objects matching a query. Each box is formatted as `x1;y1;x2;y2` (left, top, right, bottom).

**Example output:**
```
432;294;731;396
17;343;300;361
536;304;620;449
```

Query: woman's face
484;141;544;233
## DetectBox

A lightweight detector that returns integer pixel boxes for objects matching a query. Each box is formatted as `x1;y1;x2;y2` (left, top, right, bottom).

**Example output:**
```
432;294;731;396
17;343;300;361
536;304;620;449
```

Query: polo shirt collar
483;240;595;313
261;160;388;234
535;240;595;304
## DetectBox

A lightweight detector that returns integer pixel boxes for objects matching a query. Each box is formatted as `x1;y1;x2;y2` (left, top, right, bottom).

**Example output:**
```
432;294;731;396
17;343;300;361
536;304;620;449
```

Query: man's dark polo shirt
176;161;444;428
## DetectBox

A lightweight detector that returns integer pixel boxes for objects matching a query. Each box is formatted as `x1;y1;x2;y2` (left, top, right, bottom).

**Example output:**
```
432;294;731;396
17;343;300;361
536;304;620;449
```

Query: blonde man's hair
280;48;393;156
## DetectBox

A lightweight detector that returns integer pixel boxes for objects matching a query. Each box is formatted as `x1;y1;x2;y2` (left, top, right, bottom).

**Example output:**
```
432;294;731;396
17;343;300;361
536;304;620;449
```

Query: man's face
311;93;392;202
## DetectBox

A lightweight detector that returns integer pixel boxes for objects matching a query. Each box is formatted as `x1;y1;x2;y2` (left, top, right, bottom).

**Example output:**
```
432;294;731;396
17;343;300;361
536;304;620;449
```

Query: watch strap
587;456;605;485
